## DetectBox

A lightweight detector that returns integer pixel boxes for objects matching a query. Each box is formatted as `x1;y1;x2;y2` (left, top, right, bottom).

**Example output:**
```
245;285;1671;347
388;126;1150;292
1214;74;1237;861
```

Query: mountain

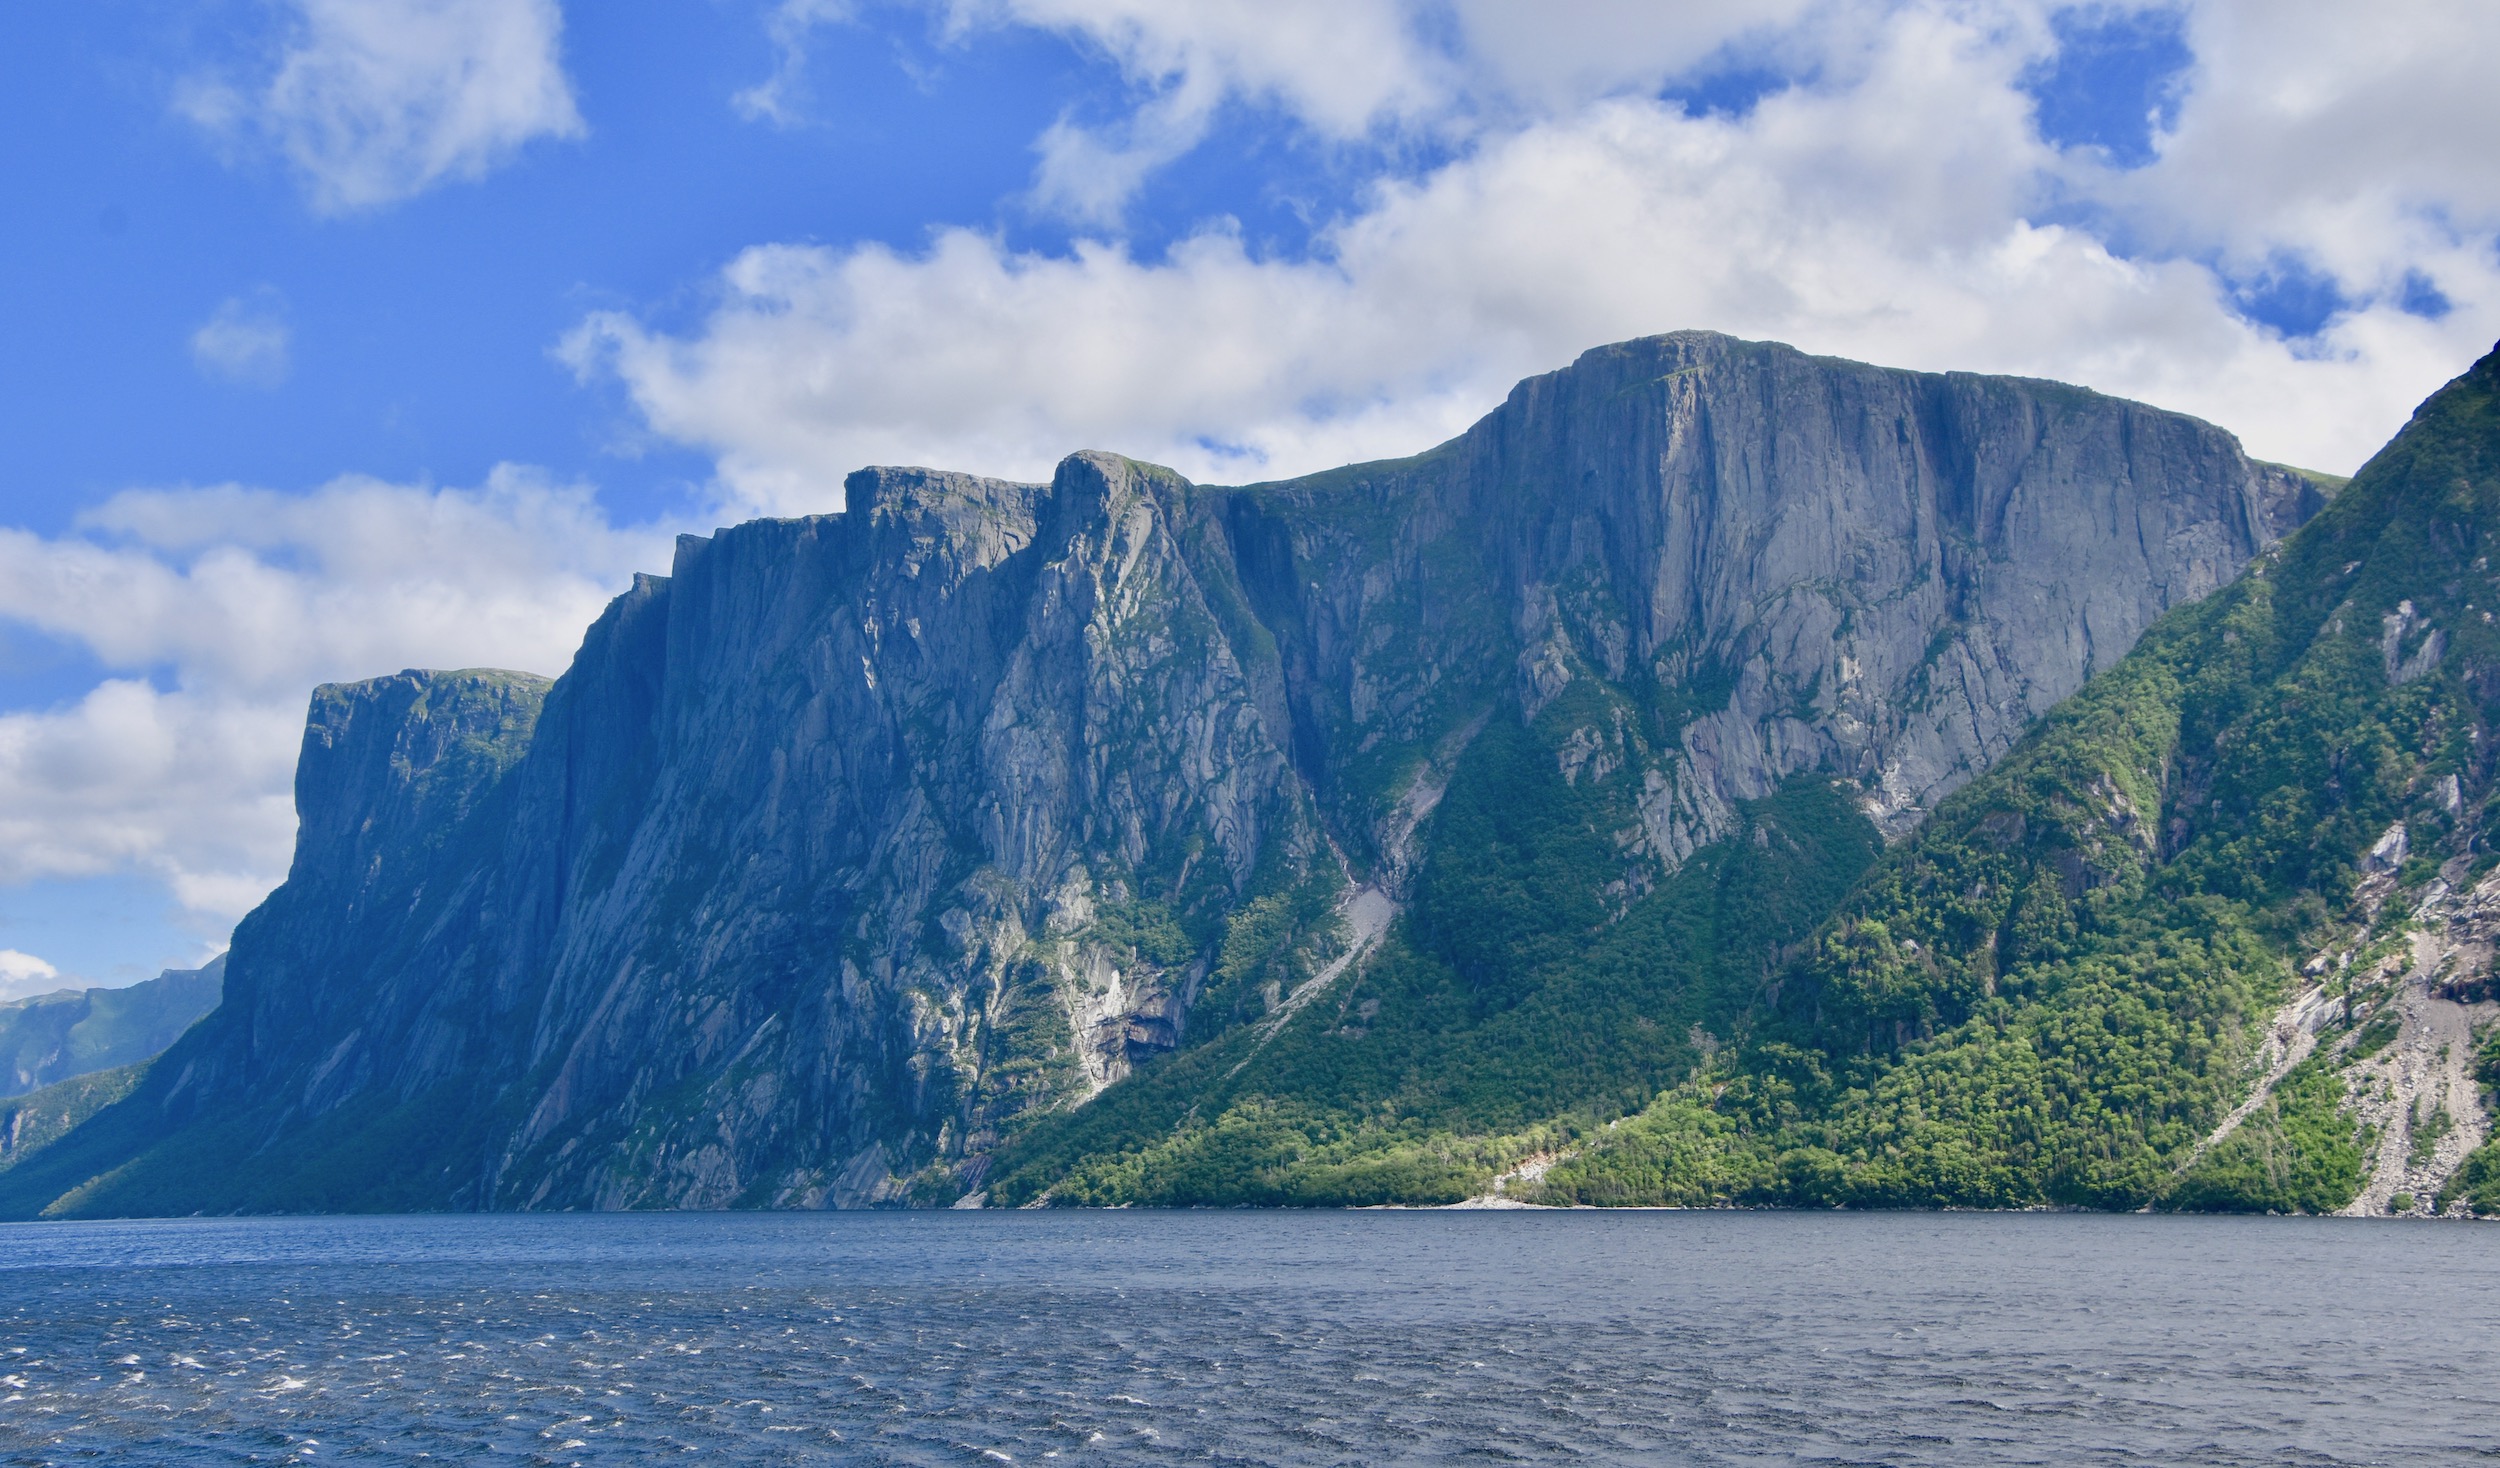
0;957;222;1098
1;1065;147;1179
1529;339;2500;1215
0;331;2324;1218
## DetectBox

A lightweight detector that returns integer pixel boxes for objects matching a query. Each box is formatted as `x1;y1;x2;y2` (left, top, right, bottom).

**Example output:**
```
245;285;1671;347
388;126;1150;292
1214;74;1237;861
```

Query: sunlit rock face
5;332;2317;1215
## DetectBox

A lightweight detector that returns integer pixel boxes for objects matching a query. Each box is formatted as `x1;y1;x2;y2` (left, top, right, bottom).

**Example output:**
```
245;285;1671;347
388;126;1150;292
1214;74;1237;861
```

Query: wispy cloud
942;0;1449;223
189;292;292;387
734;0;856;127
179;0;585;213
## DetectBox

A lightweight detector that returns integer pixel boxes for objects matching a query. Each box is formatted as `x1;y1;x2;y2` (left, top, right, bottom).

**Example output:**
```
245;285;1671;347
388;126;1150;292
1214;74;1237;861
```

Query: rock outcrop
0;332;2323;1216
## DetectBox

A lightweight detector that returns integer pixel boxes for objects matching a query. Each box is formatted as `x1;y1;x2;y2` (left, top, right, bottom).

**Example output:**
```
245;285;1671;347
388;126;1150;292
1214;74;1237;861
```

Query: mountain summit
0;332;2327;1216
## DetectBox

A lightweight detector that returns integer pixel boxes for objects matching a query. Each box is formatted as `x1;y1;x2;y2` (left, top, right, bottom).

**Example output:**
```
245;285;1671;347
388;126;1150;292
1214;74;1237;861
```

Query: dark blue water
1;1210;2493;1465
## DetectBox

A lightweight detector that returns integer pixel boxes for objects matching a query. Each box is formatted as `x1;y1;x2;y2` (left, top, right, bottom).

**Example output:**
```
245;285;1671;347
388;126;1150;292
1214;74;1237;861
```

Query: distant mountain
0;332;2327;1217
0;1064;145;1179
0;957;222;1098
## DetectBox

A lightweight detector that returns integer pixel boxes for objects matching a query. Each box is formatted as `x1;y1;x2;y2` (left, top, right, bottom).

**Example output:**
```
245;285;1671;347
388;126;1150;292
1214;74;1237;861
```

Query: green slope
987;688;1886;1206
0;1064;147;1178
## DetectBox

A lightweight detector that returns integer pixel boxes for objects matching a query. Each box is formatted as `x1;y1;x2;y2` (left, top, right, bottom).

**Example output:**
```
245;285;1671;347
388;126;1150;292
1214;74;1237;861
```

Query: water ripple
1;1210;2494;1465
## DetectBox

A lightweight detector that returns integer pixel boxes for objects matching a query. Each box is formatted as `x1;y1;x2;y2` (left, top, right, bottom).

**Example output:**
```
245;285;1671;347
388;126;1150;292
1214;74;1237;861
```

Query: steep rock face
0;333;2320;1216
477;454;1321;1208
1226;334;2316;873
144;669;551;1159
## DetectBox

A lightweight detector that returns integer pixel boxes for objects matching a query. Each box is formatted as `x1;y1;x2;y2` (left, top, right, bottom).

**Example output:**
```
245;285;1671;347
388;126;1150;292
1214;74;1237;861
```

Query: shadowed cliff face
0;333;2321;1216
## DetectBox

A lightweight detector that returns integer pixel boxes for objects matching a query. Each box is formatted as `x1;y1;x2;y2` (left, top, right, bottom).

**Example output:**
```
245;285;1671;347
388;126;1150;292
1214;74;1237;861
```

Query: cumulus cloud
0;950;64;1004
189;292;292;387
925;0;1887;220
594;0;2500;512
2126;1;2500;264
0;470;671;939
562;230;1458;507
655;0;2500;510
179;0;584;212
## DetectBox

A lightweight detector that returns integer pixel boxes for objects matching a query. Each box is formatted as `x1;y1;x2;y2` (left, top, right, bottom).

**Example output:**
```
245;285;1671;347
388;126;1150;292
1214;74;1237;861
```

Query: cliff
1535;340;2500;1214
0;332;2322;1216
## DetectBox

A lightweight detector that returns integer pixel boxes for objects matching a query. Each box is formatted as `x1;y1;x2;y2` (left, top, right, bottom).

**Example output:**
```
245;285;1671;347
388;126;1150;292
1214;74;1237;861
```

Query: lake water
0;1210;2493;1465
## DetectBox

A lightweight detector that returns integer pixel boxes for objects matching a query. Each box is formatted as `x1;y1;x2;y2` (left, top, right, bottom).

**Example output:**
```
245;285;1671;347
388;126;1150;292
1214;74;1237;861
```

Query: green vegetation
1185;864;1349;1040
2409;1107;2454;1168
987;693;1884;1205
2170;1056;2370;1214
10;1066;545;1217
2439;1025;2500;1214
2348;1010;2402;1062
2257;460;2355;497
2439;1143;2500;1215
0;1063;145;1174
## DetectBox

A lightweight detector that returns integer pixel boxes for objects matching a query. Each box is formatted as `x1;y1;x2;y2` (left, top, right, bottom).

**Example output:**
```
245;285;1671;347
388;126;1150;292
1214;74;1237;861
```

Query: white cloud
638;0;2498;511
180;0;585;212
561;229;1463;507
0;950;64;1004
735;0;856;127
1442;0;1829;112
739;0;1448;218
2129;0;2500;271
947;0;1445;136
740;0;1450;216
927;0;1895;220
0;469;672;938
905;0;1446;222
1025;80;1221;227
189;293;292;388
0;683;299;918
750;2;1896;223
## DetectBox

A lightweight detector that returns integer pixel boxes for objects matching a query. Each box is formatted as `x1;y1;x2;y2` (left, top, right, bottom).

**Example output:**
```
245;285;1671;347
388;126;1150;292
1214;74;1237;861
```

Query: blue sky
2;0;2496;997
3;2;1060;537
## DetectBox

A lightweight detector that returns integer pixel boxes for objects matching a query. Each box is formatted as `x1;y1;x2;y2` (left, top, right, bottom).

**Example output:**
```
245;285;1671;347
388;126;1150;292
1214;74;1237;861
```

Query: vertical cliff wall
0;332;2323;1216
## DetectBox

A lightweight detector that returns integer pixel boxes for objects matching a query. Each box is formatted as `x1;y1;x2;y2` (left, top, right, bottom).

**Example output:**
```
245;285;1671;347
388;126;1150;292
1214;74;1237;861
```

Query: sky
1;0;2497;999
